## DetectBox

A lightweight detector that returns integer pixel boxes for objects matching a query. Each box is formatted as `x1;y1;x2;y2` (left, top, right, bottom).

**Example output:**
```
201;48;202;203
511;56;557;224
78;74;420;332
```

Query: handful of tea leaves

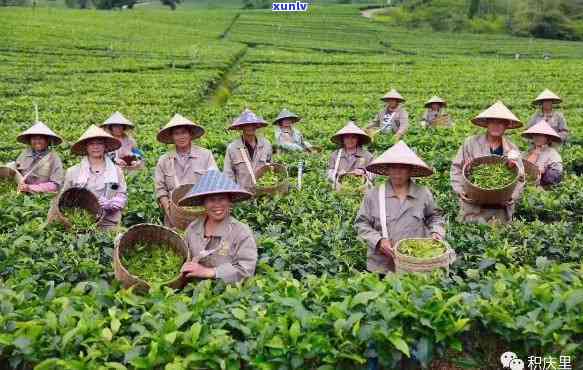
121;242;184;284
257;168;284;188
339;175;365;193
397;239;445;258
469;162;516;189
61;207;96;230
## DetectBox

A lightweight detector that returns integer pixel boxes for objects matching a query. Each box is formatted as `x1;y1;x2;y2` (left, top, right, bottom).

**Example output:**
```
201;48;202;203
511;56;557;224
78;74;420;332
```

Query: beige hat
424;96;447;108
17;121;62;146
71;125;121;156
331;121;371;146
533;89;562;105
229;109;268;130
471;101;522;129
522;120;561;143
366;141;434;177
381;89;405;102
157;113;205;144
100;111;134;129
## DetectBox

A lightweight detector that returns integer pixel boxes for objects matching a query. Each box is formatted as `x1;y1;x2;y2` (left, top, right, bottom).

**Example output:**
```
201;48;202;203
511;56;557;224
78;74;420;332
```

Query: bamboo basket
47;187;103;230
335;173;368;193
0;165;23;189
462;156;518;206
169;183;206;231
113;223;190;293
255;163;289;197
394;238;456;274
523;159;540;185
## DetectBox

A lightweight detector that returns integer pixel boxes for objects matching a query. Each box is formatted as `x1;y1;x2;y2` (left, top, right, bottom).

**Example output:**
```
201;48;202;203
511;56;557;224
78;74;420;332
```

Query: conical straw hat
17;121;62;146
229;109;268;130
71;125;121;156
178;170;253;207
424;96;447;108
157;113;205;144
521;120;561;143
381;89;405;102
366;141;434;177
330;121;371;146
532;89;562;105
471;101;522;129
100;111;134;128
273;108;300;125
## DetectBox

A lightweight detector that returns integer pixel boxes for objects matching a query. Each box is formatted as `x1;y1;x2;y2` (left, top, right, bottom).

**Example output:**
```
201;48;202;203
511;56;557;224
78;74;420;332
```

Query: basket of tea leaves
336;173;367;193
462;155;519;205
114;223;190;292
0;166;23;196
255;163;289;197
522;159;540;186
169;183;206;230
49;187;103;231
394;238;456;273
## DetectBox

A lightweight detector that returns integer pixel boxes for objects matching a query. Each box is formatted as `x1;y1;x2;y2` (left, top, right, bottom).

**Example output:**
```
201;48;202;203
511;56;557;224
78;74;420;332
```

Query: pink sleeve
28;182;59;193
108;193;127;211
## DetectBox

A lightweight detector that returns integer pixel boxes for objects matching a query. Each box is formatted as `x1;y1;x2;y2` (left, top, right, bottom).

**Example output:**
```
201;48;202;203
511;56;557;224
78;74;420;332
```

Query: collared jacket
327;146;373;183
355;181;445;274
155;146;217;201
367;106;409;136
525;146;563;186
274;126;312;152
14;148;64;191
223;137;272;191
450;134;525;224
184;216;257;283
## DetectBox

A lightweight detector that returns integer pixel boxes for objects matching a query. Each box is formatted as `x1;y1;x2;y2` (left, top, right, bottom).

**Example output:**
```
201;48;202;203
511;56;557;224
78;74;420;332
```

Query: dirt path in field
360;7;385;19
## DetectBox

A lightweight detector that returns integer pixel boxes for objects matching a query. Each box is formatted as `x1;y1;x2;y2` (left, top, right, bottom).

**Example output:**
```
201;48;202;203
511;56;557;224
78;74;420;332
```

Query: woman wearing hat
100;111;144;170
366;88;409;140
450;101;525;224
223;109;273;192
420;96;452;128
523;120;563;187
327;121;374;187
355;141;445;274
61;125;127;230
179;170;257;283
155;113;217;226
10;121;64;194
273;108;312;152
527;89;568;143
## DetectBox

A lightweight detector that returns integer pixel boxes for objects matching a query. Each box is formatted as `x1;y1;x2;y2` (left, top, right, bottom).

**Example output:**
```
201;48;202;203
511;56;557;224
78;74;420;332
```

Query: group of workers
5;88;568;281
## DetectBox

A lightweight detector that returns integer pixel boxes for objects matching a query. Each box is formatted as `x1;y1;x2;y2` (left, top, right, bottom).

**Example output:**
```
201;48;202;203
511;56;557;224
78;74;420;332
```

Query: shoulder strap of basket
21;153;51;182
332;148;343;187
379;184;388;239
239;147;256;185
171;156;181;188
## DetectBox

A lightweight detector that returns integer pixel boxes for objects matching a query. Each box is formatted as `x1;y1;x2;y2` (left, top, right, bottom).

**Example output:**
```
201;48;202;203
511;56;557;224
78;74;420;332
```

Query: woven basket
523;159;540;185
336;173;368;193
462;156;518;206
0;165;23;189
48;187;103;230
255;163;289;197
113;223;190;293
432;114;451;128
394;238;456;274
169;183;206;230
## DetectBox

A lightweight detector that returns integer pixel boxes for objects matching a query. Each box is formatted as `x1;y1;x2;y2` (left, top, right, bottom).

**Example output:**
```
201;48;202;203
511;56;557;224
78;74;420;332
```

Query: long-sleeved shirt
223;137;272;191
326;147;373;183
62;162;127;229
450;134;524;224
14;148;64;193
184;216;257;283
274;126;312;152
527;111;569;143
155;146;217;201
367;106;409;136
355;181;445;274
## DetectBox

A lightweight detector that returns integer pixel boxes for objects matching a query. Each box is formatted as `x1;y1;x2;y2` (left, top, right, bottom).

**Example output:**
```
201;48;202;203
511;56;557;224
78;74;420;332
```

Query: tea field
1;3;583;369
